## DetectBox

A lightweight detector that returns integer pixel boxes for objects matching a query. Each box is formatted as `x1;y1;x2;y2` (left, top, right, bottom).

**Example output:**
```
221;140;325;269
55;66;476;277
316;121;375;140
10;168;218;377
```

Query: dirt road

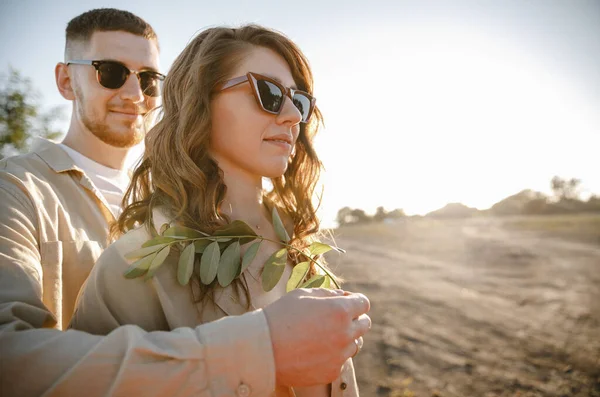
329;217;600;397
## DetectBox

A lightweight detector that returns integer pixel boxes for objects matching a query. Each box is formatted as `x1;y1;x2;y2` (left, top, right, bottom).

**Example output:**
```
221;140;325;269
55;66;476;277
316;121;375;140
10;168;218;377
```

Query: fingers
292;288;345;297
344;336;364;359
341;292;371;319
356;336;364;350
351;313;372;339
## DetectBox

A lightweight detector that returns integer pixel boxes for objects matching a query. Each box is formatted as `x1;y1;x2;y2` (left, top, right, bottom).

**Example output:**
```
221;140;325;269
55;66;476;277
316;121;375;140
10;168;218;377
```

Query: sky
1;0;599;226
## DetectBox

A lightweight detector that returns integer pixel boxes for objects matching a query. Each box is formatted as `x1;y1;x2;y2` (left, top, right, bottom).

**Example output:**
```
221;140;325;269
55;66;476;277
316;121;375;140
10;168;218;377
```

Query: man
0;8;371;396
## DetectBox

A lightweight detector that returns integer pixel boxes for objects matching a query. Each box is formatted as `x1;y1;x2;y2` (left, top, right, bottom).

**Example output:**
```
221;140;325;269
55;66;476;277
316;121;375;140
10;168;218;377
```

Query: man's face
69;31;160;148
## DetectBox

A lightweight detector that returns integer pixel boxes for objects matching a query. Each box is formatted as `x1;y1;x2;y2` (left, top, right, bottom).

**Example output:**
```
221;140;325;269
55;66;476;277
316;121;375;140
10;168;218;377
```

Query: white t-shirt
59;144;130;218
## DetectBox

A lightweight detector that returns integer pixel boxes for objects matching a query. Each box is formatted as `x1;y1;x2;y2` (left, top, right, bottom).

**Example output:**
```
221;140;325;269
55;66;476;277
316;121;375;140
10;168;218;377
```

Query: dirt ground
328;215;600;397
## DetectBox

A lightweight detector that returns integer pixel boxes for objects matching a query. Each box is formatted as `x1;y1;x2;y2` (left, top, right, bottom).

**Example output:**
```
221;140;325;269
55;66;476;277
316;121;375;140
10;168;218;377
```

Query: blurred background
1;1;599;396
2;0;599;225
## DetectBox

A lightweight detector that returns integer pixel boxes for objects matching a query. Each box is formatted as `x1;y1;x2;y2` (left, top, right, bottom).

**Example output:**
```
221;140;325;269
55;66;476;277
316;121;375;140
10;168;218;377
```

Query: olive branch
122;207;344;292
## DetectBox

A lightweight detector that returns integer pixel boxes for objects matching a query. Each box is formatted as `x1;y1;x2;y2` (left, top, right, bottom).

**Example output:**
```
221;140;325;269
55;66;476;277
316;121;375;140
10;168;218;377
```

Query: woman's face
210;46;303;180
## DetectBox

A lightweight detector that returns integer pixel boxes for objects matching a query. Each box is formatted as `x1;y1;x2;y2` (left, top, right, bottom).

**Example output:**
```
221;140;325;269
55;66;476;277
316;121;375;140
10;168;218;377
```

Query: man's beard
80;111;145;148
74;86;146;149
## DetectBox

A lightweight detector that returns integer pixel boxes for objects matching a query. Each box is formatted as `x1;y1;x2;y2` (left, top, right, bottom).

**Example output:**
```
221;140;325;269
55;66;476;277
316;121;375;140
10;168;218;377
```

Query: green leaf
300;274;326;289
262;248;288;292
321;275;332;289
286;261;310;292
239;235;258;245
142;236;178;248
217;241;241;287
215;220;258;245
159;223;170;234
194;239;211;253
241;241;261;273
145;245;171;280
177;243;196;286
200;241;220;285
272;207;290;243
123;254;154;279
308;242;333;257
217;239;235;251
214;220;257;245
124;243;169;260
164;225;208;239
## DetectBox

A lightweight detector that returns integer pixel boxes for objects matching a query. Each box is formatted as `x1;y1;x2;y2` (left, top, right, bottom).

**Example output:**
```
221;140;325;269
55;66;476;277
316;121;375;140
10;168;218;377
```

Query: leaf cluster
124;208;343;291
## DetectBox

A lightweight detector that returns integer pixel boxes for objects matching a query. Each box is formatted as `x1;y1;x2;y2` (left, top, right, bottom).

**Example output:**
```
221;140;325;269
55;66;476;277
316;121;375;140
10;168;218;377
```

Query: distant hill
489;190;600;216
425;203;479;218
424;189;581;219
489;189;547;216
341;189;600;225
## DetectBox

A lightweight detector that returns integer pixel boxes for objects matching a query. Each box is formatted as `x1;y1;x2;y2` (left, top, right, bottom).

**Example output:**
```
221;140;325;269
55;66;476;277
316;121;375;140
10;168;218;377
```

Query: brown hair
65;8;158;58
115;25;328;303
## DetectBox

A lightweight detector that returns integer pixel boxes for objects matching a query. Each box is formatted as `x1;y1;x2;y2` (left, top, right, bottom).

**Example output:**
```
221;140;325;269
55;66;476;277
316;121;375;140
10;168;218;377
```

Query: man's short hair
65;8;158;59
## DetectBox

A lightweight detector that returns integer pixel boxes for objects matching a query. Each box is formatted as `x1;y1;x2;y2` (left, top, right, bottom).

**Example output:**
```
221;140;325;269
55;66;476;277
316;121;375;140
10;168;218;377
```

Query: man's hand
263;288;371;387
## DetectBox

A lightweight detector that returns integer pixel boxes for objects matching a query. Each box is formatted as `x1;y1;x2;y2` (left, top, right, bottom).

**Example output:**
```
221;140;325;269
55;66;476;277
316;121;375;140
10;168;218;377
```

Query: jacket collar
32;138;115;222
32;137;82;174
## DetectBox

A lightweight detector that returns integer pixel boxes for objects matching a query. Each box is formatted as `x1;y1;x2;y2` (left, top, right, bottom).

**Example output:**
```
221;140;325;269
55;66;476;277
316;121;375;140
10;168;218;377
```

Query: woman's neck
220;169;270;229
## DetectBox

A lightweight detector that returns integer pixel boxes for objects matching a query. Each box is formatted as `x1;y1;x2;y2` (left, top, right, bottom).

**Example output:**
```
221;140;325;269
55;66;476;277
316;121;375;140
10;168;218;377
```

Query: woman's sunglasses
66;60;166;97
216;72;316;123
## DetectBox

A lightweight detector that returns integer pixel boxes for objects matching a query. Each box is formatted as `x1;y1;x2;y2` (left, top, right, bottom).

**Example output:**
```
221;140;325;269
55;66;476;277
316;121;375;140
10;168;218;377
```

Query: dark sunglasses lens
139;72;163;97
97;62;128;89
256;80;283;113
292;94;312;122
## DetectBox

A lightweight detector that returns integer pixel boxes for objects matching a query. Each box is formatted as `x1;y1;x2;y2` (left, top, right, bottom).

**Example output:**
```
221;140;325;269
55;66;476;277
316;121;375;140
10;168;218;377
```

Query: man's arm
0;176;371;395
0;179;276;396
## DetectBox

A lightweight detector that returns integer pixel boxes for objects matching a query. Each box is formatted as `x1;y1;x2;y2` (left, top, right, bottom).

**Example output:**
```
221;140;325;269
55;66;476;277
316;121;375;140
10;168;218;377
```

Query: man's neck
61;120;129;170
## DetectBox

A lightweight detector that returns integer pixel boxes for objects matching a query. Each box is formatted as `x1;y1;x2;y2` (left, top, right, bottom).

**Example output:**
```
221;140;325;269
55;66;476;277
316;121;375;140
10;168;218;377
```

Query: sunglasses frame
216;72;316;123
66;59;166;97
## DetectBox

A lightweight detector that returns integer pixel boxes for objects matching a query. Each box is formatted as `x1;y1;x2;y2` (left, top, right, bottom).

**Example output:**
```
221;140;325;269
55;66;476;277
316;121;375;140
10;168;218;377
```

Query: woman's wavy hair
114;24;328;302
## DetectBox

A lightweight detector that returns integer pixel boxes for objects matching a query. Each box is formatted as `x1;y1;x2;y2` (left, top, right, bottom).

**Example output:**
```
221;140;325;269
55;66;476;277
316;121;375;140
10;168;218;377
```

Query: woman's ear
55;62;76;100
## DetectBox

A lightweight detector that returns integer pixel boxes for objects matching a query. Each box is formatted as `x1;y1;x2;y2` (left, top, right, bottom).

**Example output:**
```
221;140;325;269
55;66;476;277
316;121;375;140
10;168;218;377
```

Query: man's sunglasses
216;72;316;123
66;60;166;97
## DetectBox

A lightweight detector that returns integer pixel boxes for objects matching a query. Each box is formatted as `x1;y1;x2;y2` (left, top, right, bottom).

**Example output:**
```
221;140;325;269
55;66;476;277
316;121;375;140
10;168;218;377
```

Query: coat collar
32;138;115;222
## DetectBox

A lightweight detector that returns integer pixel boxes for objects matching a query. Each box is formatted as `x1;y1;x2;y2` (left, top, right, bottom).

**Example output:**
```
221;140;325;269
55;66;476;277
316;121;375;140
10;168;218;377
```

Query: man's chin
92;128;144;149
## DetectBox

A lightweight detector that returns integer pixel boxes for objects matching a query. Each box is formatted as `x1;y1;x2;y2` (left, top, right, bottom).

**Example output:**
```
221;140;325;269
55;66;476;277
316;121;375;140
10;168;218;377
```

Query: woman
70;25;359;396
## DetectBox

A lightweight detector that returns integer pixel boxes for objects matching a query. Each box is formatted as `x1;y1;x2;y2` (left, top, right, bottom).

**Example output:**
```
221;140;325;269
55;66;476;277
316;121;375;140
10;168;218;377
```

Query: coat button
237;383;251;397
340;382;347;390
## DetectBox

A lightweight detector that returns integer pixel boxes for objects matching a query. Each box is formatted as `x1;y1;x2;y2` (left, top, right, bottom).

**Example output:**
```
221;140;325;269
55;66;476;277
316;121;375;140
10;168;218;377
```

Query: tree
551;176;563;200
373;206;387;222
336;207;373;226
550;176;581;201
336;206;353;226
0;68;64;158
349;209;370;224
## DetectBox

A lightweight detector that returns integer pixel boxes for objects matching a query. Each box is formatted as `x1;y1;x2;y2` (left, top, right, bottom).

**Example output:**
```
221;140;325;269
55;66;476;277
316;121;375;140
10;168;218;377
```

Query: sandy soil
328;216;600;397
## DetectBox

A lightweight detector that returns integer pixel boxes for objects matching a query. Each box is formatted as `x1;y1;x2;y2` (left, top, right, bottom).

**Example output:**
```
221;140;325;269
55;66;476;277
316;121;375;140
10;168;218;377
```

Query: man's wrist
196;309;276;394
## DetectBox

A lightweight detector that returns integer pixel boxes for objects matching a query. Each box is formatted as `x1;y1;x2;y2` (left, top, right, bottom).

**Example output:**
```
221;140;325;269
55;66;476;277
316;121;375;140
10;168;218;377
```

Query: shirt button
340;382;347;390
237;383;251;397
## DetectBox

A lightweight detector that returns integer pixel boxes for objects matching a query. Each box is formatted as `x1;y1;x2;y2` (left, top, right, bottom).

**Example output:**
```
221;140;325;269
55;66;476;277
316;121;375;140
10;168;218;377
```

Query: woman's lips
264;139;292;150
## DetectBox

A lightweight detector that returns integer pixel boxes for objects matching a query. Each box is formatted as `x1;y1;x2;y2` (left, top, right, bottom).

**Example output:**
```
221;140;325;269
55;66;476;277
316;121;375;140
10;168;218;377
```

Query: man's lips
111;110;145;120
